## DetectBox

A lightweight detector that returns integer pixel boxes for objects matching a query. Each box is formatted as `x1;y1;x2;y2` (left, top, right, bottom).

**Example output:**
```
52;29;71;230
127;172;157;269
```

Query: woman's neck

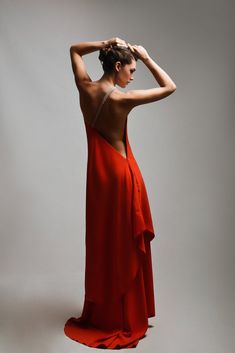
99;72;116;87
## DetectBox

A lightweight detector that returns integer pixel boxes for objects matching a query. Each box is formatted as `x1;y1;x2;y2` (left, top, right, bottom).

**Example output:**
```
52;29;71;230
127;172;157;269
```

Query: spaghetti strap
91;86;116;127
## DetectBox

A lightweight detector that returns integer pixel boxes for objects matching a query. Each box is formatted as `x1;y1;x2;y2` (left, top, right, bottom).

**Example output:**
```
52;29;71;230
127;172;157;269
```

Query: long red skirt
64;119;157;348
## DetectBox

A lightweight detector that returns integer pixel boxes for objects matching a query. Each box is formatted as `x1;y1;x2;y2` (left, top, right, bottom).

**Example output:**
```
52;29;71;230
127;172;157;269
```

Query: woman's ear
114;61;122;72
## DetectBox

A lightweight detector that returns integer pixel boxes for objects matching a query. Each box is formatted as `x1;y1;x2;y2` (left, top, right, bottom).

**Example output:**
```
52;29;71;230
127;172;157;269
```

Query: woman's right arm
69;38;128;88
123;44;177;109
69;40;109;87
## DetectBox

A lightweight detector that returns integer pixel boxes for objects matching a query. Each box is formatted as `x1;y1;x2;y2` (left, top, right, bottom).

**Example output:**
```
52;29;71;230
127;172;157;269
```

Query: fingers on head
127;43;134;51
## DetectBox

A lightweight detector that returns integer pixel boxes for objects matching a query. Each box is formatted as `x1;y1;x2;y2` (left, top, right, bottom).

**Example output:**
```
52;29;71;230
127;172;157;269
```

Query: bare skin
69;37;177;158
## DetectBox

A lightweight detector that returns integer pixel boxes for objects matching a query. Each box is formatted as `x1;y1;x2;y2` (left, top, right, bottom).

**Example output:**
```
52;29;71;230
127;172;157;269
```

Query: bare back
78;82;129;157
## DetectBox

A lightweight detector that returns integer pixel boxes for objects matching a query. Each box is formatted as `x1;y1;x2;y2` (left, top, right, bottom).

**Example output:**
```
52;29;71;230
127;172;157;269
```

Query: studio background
0;0;234;352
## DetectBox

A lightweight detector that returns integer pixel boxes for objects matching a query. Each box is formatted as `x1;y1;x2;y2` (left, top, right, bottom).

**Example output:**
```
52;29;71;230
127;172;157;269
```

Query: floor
0;273;234;353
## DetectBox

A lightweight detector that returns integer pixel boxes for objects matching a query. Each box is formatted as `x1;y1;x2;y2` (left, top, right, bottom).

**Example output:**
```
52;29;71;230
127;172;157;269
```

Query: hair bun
99;46;112;62
98;45;138;73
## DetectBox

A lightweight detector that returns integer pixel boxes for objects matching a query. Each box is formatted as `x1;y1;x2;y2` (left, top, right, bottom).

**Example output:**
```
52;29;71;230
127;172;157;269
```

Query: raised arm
69;40;106;87
69;38;128;87
122;44;177;109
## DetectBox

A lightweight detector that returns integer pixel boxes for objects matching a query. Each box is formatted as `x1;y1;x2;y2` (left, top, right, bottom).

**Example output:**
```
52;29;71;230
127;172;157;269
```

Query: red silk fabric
64;118;157;348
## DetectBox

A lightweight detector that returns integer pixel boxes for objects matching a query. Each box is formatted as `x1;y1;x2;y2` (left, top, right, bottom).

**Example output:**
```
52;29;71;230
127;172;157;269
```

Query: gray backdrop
0;0;234;352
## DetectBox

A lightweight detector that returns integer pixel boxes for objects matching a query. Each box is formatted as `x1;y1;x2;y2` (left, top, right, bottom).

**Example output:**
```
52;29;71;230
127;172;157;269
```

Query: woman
64;37;176;349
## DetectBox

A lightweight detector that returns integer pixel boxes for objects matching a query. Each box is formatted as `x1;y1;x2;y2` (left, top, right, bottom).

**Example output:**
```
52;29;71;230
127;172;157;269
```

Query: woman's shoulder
78;81;123;102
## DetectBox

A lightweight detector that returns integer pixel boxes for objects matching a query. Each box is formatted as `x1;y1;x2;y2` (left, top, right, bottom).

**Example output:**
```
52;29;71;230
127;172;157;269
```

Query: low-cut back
88;86;127;159
64;86;157;349
91;86;116;127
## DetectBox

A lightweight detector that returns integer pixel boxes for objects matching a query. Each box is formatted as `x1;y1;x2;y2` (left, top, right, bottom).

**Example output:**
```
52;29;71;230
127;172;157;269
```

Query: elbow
166;86;177;96
70;45;78;53
168;84;177;92
161;84;177;93
162;85;176;98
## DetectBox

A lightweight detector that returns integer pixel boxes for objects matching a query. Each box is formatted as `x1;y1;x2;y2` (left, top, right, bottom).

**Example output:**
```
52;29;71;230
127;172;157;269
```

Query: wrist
141;55;151;63
102;40;109;48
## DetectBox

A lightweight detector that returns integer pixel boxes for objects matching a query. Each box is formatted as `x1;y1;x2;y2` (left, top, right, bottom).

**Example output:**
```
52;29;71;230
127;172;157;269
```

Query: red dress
64;87;157;349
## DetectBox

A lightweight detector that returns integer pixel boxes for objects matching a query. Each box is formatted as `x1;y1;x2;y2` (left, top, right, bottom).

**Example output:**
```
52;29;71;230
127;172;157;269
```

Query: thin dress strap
91;86;116;128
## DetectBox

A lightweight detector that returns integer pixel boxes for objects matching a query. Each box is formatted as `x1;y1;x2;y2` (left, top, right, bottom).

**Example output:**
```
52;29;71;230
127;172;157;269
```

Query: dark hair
99;45;138;73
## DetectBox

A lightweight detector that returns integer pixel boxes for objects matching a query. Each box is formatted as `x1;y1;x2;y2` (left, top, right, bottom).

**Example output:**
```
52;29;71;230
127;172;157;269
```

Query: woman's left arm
69;40;109;87
70;40;109;56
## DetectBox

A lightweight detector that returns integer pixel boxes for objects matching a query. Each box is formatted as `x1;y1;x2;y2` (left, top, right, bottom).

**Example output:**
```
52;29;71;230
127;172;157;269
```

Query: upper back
78;81;128;140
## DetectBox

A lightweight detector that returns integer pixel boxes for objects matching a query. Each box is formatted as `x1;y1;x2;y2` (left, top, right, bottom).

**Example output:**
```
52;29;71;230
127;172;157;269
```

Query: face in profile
115;60;136;88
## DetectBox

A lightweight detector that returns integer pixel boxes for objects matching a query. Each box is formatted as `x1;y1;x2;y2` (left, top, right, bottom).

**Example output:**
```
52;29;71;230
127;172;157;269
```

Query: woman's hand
104;38;150;61
127;43;150;61
105;37;128;48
